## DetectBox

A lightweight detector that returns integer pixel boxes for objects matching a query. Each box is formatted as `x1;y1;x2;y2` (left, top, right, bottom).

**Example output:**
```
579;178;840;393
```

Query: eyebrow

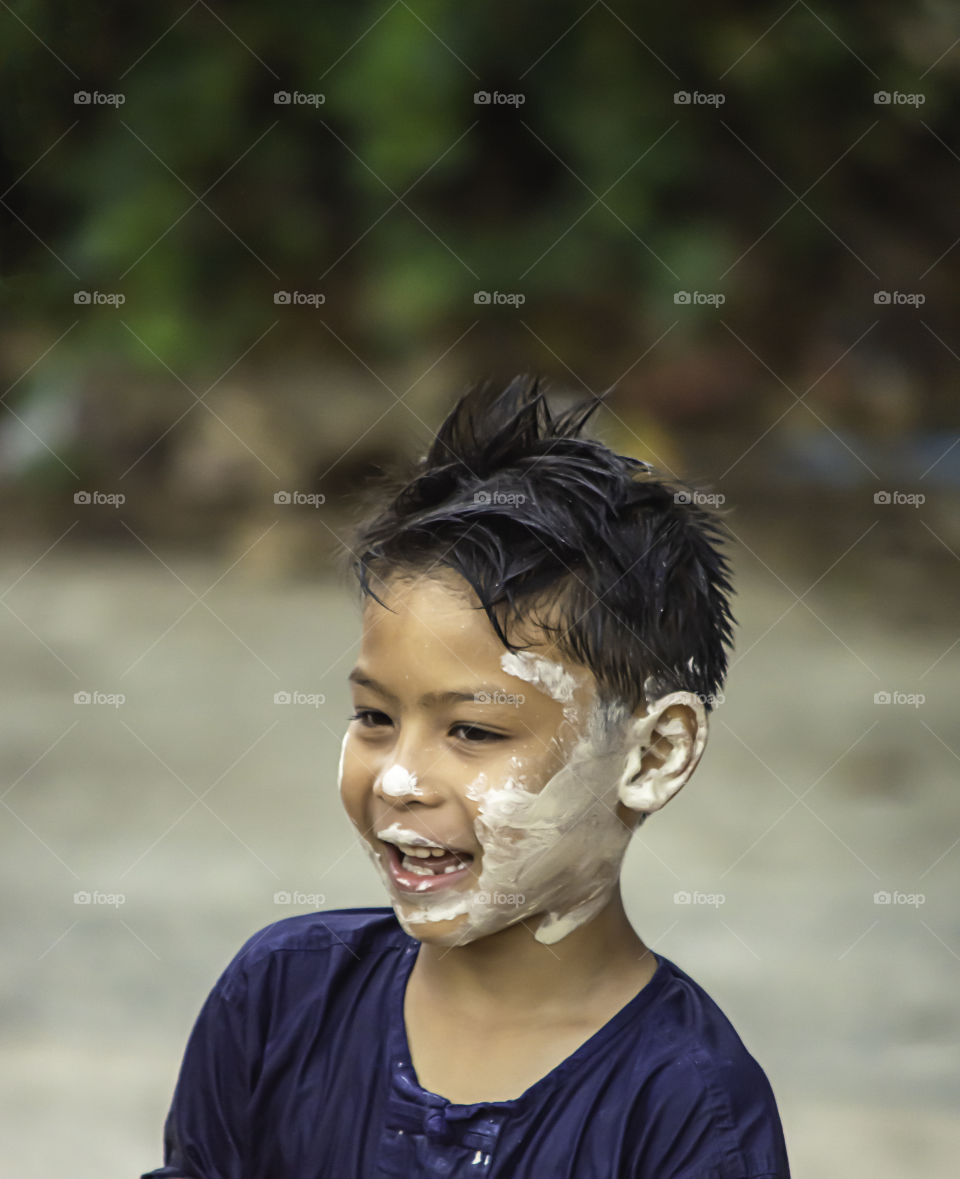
348;669;519;708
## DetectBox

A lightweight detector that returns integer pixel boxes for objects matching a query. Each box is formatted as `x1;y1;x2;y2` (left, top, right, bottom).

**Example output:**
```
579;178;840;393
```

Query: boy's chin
392;901;475;947
391;896;528;948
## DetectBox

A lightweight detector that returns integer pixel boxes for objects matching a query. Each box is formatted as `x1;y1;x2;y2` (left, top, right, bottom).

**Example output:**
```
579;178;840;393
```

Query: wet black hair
351;375;735;713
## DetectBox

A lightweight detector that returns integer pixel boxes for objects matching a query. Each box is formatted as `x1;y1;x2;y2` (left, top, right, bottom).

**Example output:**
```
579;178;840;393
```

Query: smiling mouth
378;838;475;892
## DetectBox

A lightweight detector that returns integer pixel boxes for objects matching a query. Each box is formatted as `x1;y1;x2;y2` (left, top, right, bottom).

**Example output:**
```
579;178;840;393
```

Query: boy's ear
616;692;708;817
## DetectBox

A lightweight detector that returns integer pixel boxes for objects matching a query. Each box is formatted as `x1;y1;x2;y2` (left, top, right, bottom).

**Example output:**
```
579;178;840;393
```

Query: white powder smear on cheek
471;704;632;944
500;651;588;738
464;771;489;803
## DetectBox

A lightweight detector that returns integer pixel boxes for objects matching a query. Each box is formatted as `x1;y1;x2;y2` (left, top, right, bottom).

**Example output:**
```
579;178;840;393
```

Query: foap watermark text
275;490;325;506
75;490;125;507
474;90;525;106
275;691;326;708
674;890;725;907
874;491;924;506
874;691;924;708
274;91;325;106
75;690;125;708
675;489;725;506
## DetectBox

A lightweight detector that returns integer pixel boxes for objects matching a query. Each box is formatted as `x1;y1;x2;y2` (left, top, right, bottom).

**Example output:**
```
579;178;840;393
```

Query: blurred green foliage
1;1;959;395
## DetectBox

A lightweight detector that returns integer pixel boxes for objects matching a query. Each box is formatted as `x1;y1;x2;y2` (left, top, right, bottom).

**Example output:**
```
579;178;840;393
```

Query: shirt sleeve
140;970;253;1179
626;1049;791;1179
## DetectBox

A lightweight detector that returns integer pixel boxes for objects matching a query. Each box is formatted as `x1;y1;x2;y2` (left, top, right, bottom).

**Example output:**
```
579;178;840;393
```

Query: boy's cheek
340;733;381;785
482;749;557;797
338;773;362;827
338;748;373;825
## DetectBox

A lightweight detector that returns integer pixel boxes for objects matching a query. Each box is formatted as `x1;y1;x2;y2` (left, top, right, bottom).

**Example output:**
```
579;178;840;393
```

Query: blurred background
1;3;958;1175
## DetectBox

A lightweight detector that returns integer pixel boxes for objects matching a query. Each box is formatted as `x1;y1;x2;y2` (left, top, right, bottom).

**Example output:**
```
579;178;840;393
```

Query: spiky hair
351;375;735;712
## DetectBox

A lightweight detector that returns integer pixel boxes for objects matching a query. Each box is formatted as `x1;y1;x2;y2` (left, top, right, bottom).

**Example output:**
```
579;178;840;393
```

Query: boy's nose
373;760;433;805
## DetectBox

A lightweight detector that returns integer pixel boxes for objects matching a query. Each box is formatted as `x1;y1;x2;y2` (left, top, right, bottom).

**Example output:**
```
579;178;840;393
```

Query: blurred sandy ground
1;541;957;1178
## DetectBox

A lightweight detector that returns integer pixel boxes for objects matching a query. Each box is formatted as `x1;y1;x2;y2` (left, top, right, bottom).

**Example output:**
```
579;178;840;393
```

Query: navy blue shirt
142;908;790;1178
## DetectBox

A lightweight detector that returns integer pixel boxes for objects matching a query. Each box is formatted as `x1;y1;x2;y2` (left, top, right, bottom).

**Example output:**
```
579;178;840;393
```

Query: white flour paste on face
377;821;442;848
364;655;629;946
381;698;632;945
500;651;577;704
353;652;705;949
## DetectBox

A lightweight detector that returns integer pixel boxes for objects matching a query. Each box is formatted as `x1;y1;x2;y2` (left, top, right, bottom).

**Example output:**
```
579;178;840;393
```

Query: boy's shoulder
644;952;777;1085
649;952;761;1040
215;906;407;995
623;954;789;1175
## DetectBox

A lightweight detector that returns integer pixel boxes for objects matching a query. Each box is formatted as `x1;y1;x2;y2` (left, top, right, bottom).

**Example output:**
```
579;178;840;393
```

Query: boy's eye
349;712;505;744
450;723;506;744
349;709;392;728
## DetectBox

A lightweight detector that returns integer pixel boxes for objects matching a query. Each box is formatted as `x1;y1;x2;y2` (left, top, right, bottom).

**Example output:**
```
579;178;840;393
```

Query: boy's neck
409;889;657;1024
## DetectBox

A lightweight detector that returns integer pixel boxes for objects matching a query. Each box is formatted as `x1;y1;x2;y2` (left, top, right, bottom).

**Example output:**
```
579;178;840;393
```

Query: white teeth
403;858;436;877
391;840;456;858
400;853;468;877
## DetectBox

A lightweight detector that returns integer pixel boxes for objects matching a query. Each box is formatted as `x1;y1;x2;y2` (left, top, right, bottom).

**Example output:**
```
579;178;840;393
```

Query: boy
143;376;791;1178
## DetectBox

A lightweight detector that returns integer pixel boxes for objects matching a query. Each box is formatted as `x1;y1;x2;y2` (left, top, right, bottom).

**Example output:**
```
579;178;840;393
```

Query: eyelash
348;710;506;744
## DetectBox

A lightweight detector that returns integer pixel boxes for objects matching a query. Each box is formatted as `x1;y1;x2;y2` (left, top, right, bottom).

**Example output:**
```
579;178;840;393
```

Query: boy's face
339;570;639;947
